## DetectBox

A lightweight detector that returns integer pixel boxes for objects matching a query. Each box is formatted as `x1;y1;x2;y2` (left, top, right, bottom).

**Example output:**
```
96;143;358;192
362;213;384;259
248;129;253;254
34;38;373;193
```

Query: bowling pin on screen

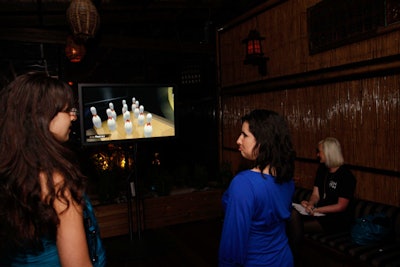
78;83;177;146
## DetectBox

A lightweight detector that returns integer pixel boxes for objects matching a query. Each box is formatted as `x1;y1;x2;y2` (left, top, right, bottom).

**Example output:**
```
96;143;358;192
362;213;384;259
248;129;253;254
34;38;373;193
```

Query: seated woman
300;137;357;233
287;137;356;266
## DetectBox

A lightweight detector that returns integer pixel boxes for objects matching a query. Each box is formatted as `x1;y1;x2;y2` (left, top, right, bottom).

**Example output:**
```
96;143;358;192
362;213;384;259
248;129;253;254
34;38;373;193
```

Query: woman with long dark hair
0;72;105;266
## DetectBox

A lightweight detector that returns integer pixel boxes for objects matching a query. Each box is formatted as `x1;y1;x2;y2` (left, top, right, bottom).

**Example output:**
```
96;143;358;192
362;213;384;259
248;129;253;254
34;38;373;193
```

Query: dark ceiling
0;0;264;82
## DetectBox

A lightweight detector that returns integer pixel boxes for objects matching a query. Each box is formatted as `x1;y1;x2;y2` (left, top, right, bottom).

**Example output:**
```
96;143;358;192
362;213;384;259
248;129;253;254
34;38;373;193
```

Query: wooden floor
103;218;223;267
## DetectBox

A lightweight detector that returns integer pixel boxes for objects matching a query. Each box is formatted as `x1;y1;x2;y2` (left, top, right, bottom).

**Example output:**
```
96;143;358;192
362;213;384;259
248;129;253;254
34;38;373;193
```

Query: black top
315;164;356;207
314;164;357;232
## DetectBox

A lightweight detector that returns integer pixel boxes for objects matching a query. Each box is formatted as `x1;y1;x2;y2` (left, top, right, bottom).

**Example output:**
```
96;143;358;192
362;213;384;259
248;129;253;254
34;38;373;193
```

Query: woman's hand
304;205;315;215
301;201;316;214
300;200;309;207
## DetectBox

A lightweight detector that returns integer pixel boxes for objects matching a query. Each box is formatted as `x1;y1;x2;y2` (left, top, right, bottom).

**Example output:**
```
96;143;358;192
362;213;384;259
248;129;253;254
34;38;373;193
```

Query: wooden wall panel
217;0;400;88
221;76;399;169
94;190;223;238
143;190;223;229
351;171;400;206
217;0;400;206
219;75;400;205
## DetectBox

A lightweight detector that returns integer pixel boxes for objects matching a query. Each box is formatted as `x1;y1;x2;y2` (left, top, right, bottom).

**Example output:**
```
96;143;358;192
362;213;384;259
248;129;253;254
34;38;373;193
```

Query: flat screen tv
78;83;177;146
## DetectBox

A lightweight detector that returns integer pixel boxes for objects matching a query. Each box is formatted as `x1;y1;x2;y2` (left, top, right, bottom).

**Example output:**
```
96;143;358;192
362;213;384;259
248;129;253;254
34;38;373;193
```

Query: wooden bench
292;187;400;267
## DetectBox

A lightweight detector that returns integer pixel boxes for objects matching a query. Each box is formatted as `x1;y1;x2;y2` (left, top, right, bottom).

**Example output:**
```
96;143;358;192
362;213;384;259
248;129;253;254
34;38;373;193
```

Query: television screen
78;83;177;146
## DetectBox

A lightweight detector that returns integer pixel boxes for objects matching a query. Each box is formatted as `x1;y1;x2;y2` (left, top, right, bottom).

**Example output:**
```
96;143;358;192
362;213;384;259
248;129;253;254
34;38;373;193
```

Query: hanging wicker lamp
66;0;100;41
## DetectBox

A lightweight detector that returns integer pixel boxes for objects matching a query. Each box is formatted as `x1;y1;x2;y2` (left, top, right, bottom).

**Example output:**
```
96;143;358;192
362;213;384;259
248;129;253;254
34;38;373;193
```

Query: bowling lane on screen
92;111;174;141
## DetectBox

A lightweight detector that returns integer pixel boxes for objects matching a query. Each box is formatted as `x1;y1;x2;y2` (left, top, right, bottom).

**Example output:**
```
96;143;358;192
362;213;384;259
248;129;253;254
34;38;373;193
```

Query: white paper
292;203;326;216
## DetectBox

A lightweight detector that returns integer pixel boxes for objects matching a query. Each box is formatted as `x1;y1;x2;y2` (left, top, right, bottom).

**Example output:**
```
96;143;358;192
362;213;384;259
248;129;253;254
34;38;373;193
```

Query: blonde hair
321;137;344;168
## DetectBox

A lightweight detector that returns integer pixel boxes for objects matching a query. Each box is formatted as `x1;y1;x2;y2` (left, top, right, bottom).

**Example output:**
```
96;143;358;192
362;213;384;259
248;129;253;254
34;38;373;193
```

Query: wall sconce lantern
65;35;86;63
242;30;269;76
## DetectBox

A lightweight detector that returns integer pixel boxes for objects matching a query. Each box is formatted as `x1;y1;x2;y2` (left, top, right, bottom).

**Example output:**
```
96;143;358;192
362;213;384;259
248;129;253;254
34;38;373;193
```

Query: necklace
324;167;339;199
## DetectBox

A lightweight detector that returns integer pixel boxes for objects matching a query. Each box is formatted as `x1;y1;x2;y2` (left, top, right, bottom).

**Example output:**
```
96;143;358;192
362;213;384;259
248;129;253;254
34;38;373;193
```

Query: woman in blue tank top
0;72;106;267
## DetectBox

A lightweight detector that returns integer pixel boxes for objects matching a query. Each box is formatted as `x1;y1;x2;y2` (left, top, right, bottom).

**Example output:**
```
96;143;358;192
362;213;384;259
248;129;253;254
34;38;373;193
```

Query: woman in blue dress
0;72;105;267
219;109;296;267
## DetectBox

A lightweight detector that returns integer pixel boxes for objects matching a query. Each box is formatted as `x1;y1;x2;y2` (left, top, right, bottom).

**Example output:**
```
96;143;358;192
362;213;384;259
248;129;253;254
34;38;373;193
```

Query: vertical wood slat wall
216;0;400;206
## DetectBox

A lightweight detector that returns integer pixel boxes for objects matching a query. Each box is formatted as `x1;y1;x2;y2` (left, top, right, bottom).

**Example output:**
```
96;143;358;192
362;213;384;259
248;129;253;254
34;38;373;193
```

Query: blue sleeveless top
0;238;61;267
83;194;107;267
0;195;106;267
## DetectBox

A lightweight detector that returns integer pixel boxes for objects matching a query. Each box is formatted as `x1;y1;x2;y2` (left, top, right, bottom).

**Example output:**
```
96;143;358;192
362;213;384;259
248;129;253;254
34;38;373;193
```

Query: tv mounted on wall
78;83;177;146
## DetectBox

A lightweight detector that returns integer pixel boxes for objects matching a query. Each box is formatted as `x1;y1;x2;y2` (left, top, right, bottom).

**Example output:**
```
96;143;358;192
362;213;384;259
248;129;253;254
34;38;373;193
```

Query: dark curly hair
241;109;296;183
0;72;87;253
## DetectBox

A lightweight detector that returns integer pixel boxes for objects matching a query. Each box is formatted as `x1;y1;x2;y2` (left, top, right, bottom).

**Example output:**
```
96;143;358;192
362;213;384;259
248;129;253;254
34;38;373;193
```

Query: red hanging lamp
65;35;86;63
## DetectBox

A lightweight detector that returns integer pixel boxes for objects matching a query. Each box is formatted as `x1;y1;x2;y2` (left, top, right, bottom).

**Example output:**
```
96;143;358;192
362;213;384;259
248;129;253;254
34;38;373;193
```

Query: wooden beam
0;28;214;54
221;54;400;95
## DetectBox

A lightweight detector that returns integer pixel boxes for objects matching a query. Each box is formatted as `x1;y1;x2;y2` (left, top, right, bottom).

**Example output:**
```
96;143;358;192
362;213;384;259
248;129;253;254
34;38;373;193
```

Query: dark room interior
1;0;400;266
0;1;260;266
0;0;264;187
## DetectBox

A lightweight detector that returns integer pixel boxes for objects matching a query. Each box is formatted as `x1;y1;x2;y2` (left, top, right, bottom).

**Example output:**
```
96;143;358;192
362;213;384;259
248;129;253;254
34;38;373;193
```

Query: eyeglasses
69;108;79;116
62;108;79;119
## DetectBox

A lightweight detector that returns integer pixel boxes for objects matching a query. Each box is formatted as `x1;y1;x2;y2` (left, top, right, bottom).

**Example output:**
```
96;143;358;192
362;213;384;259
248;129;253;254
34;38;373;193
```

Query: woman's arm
45;172;93;267
219;177;252;267
312;197;350;215
55;196;92;267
